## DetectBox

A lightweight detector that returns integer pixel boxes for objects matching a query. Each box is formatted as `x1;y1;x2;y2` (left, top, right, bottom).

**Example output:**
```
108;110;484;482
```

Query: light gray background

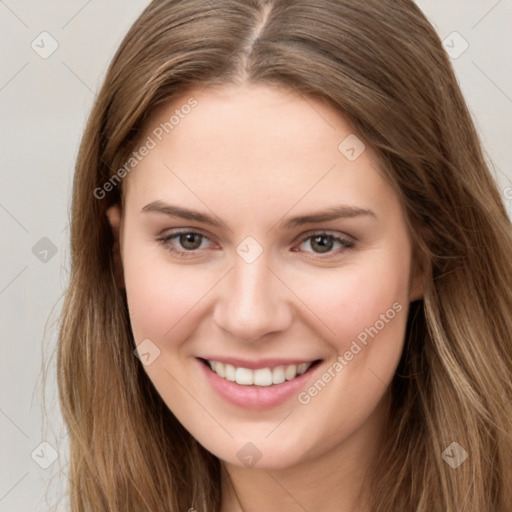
0;1;511;511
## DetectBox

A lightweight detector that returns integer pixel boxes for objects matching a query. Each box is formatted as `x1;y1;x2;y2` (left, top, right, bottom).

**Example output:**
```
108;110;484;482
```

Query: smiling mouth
198;358;323;387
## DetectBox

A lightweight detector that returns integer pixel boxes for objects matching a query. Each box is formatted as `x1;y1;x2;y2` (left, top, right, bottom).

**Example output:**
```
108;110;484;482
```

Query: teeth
207;360;314;386
225;363;236;382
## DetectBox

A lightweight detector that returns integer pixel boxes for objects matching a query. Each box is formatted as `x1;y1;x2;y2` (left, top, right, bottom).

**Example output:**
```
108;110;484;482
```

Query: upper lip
198;356;321;370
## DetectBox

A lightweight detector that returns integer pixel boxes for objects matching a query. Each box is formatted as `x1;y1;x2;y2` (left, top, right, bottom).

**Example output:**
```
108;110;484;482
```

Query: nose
212;250;293;342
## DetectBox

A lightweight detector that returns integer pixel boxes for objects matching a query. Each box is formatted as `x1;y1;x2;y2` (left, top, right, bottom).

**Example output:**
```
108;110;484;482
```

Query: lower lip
197;358;322;410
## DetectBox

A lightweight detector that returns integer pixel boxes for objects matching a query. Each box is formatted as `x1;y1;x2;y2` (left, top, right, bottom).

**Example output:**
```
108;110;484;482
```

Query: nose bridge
232;252;272;308
213;245;292;341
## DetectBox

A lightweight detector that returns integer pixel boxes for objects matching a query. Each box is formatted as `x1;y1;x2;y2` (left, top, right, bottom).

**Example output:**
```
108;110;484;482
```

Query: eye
156;229;355;259
294;231;355;258
157;230;213;258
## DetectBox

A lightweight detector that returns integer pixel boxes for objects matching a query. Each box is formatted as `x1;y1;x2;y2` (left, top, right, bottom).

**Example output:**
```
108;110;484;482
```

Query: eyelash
156;229;356;259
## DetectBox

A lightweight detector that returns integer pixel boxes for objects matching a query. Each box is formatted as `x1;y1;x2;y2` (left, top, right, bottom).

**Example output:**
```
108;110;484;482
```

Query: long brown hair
57;0;512;510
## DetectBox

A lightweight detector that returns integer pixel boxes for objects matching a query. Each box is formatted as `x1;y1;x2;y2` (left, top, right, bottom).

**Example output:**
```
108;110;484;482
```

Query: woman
57;0;512;510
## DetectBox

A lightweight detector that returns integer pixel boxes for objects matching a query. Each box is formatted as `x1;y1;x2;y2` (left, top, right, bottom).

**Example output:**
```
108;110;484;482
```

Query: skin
107;83;424;512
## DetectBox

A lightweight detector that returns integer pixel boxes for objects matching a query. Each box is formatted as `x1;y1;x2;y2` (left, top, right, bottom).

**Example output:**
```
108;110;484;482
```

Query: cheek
122;236;227;351
283;252;410;455
284;249;411;351
281;242;412;418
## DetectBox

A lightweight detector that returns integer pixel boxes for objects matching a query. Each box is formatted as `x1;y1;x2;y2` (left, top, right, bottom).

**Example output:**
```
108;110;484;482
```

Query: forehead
145;83;353;161
123;83;396;221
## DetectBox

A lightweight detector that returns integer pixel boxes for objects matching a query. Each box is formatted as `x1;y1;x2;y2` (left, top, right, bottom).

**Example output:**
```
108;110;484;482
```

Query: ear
106;204;125;289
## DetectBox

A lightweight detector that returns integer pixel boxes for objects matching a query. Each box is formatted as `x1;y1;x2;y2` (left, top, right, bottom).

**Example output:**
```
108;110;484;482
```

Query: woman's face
107;83;423;469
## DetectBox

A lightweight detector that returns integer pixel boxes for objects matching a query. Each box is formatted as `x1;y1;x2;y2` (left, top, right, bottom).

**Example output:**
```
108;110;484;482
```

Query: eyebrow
141;200;377;230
